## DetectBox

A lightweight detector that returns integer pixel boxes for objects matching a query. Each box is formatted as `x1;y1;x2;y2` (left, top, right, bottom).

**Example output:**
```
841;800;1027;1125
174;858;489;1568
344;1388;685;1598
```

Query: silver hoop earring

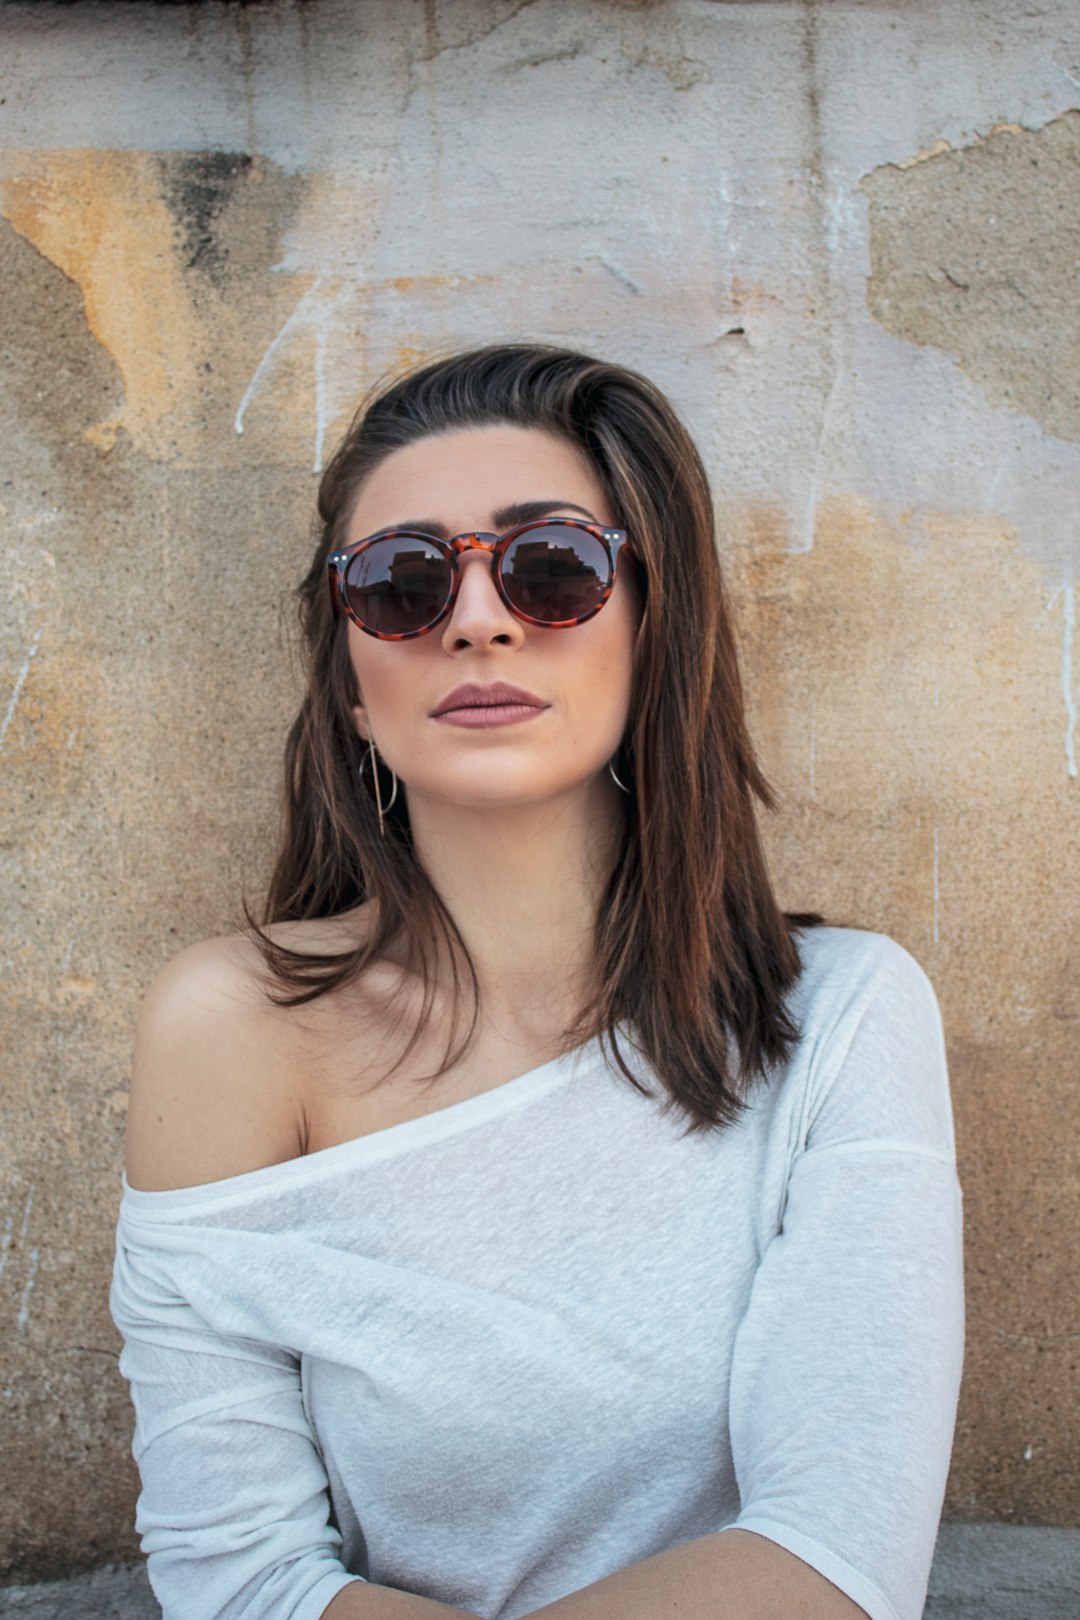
365;734;399;837
608;758;630;794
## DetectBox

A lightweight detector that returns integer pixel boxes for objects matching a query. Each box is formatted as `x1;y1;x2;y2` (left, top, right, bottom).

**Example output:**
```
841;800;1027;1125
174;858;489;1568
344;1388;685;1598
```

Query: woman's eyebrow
385;500;599;538
490;499;599;528
387;519;453;538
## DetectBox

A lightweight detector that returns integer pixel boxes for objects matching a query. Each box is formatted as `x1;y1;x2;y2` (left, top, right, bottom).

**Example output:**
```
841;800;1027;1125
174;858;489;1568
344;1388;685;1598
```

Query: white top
110;926;964;1620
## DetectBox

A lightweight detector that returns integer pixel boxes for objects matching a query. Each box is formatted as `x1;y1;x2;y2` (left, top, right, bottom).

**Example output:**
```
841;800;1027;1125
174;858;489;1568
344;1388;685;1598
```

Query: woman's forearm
320;1529;867;1620
520;1529;868;1620
320;1528;867;1620
321;1579;480;1619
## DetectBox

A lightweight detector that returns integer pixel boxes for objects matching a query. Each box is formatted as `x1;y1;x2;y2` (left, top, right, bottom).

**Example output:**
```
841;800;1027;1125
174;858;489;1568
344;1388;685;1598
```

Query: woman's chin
403;770;611;814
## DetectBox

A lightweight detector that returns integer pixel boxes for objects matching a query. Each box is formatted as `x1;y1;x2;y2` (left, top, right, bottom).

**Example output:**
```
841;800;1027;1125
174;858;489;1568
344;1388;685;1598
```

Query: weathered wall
1;0;1077;1581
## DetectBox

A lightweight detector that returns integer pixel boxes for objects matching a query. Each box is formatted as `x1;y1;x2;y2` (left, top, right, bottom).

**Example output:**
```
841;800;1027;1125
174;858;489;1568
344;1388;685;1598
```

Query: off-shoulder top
110;926;964;1620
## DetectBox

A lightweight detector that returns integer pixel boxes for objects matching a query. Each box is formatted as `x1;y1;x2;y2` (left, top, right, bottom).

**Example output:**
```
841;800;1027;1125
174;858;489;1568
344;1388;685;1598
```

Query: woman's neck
403;775;624;1042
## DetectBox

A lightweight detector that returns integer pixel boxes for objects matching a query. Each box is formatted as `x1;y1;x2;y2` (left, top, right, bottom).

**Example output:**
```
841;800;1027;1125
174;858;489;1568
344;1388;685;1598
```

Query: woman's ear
351;699;370;744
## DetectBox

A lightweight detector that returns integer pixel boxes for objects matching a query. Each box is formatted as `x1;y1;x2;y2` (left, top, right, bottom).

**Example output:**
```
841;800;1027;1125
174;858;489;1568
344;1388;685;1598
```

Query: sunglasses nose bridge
449;533;499;557
443;534;517;636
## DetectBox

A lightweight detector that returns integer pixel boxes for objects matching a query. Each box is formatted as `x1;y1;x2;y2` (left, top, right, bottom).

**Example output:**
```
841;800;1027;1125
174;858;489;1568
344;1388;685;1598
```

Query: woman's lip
431;682;546;716
432;703;549;729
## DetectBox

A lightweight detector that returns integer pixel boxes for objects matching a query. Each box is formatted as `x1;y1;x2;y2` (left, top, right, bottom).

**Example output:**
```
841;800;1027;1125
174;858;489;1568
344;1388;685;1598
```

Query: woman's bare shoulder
123;913;375;1194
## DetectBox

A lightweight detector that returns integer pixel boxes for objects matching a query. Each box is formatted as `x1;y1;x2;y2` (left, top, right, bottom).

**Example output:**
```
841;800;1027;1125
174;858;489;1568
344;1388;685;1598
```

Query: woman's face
343;423;643;815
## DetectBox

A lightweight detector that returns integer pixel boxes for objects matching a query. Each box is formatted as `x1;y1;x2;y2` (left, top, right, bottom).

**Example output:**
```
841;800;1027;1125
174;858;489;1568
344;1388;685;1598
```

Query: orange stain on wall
1;152;202;459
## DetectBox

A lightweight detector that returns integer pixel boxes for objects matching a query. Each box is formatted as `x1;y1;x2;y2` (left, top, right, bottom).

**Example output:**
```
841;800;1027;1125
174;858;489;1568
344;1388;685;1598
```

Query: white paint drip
16;1247;39;1336
593;256;643;296
1038;584;1062;629
932;826;940;946
714;176;733;248
791;346;844;555
808;703;816;797
1062;581;1078;778
0;1213;13;1282
234;274;326;438
14;510;61;534
823;176;859;260
313;313;330;475
17;1183;34;1245
984;455;1006;514
0;627;43;753
4;1185;38;1330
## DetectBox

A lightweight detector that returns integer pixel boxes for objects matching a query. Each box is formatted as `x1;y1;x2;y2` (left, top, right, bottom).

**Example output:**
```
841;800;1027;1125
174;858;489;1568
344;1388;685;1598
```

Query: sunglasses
327;517;636;641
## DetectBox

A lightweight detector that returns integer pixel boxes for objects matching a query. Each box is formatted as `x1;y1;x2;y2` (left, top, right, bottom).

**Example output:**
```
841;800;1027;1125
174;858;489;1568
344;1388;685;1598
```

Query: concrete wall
1;0;1077;1581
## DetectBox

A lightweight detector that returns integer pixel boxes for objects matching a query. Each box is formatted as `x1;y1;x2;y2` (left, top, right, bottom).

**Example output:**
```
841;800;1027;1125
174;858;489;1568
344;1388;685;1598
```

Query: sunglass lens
344;537;451;636
501;526;610;624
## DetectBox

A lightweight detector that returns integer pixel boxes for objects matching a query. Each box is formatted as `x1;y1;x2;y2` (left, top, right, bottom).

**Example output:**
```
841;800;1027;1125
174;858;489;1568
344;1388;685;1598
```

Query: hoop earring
608;757;630;794
364;733;399;838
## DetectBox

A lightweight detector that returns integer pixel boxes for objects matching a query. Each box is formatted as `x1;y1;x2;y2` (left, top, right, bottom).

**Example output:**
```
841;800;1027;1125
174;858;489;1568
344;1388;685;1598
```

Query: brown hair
252;343;824;1134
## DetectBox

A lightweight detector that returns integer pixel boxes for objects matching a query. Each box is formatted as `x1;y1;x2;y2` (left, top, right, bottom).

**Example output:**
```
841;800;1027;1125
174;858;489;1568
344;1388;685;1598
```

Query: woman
110;344;964;1620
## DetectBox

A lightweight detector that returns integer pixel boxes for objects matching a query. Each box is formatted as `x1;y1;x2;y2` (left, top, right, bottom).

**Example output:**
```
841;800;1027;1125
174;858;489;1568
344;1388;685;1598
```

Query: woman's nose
440;548;525;650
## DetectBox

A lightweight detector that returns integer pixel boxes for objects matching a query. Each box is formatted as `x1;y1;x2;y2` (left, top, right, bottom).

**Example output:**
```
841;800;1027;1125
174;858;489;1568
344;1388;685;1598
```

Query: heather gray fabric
110;926;964;1620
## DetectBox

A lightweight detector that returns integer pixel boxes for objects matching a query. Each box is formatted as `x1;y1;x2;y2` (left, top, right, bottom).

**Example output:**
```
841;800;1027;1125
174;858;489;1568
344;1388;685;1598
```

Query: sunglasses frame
327;517;636;641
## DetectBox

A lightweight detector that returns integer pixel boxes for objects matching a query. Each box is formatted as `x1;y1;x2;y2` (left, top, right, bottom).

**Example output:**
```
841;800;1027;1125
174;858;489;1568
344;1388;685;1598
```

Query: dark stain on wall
861;110;1080;444
159;151;255;281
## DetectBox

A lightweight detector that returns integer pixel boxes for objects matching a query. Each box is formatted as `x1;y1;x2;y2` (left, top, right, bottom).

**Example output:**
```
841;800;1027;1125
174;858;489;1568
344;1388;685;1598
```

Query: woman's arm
321;1586;480;1619
113;944;370;1620
520;1529;867;1619
319;1533;863;1620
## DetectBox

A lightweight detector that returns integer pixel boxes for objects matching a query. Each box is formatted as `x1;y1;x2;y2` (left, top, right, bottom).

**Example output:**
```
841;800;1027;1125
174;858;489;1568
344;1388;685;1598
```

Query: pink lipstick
430;681;550;728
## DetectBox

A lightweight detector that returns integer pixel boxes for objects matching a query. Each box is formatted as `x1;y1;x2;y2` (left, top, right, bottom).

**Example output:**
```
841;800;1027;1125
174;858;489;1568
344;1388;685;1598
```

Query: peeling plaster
862;111;1080;445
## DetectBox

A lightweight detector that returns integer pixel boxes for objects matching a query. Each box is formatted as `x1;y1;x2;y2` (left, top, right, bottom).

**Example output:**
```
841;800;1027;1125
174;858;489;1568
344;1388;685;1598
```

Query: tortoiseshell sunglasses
327;517;636;641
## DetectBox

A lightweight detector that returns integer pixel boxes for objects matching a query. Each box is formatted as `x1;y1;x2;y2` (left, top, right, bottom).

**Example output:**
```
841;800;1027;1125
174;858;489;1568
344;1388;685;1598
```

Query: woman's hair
252;342;825;1135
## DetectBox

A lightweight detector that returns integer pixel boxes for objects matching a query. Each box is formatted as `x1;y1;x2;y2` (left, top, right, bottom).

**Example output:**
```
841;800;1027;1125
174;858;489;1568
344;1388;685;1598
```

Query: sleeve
109;1221;367;1620
722;935;965;1620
